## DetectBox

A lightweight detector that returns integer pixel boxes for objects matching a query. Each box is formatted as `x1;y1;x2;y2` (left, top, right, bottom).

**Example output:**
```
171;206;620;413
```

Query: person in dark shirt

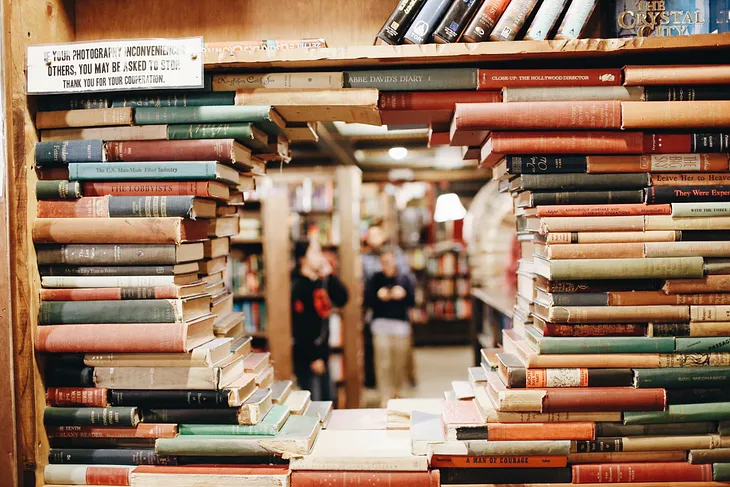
364;246;415;406
291;238;349;402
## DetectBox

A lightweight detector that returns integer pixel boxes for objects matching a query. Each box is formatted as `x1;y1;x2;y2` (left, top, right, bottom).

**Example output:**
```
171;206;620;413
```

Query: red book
572;462;712;483
105;139;251;165
47;387;109;407
291;471;440;487
543;388;666;412
47;424;178;439
55;465;132;486
40;286;199;301
132;465;289;484
543;323;648;337
429;130;451;147
477;68;622;89
379;91;502;110
82;181;230;200
381;109;454;126
532;204;672;217
38;197;109;218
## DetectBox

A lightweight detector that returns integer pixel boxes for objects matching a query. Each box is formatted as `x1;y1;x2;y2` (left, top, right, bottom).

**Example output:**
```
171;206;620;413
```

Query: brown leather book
106;139;252;167
572;462;712;484
291;471;440;487
33;218;208;244
586;153;729;173
379;91;502;110
36;107;134;129
624;64;730;86
46;387;110;407
82;181;230;200
622;101;730;129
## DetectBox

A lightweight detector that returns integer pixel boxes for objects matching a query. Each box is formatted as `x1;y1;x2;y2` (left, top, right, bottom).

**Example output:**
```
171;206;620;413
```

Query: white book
452;380;475;400
284;390;312;415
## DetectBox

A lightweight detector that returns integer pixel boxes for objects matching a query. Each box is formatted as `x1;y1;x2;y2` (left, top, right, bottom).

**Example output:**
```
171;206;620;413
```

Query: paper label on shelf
27;37;204;94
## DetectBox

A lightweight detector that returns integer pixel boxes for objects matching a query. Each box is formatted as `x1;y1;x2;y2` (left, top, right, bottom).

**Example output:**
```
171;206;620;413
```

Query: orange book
539;242;644;260
586;153;729;173
533;204;671;218
622;101;730;129
486;422;595;441
651;173;730;186
38;197;109;218
664;275;730;294
430;454;568;469
624;64;730;86
609;291;730;306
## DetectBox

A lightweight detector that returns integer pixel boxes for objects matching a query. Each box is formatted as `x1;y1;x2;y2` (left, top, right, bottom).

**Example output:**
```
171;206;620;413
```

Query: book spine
544;388;666;413
291;471;440;487
82;181;220;199
645;87;730;102
645;241;730;258
519;172;649;190
36;244;178;266
35;140;104;164
375;0;428;44
656;322;730;337
46;388;109;407
111;91;234;107
106;140;232;163
624;402;730;425
142;408;238;424
43;407;140;426
536;335;675;353
212;73;343;91
487;422;595;441
554;0;598;39
490;131;643;153
432;0;482;43
40;265;177;277
544;279;663;293
596;422;718;437
524;0;570;40
546;292;609;306
610;291;729;306
634;367;730;388
403;0;453;44
647;186;730;204
38;95;111;111
48;448;174;466
166;123;254;142
503;86;644;103
38;300;178;325
490;0;540;41
540;215;645;233
455;101;623;130
507;155;587;174
107;196;195;218
36;108;133;130
526;368;588;387
587;153;730;173
43;465;132;485
543;323;647;337
379;91;502;110
109;390;230;408
37;198;109;218
40;287;181;300
344;68;478;91
644;133;730;154
36;181;83;200
548;257;705;280
673;202;730;218
568;451;688;464
46;423;178;439
46;365;95;387
572;462;712;483
535;204;671;217
439;466;572;484
35;324;188;354
547;242;645;259
664;276;730;294
68;162;217;182
690;449;730;464
668;388;730;405
429;454;567;468
178;423;277;436
462;0;512;42
676;337;730;354
623;101;730;130
531;191;645;206
546;231;678;244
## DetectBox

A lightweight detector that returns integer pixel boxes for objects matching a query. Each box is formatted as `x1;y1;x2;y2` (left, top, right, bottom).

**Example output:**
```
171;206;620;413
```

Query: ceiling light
434;193;467;223
388;147;408;160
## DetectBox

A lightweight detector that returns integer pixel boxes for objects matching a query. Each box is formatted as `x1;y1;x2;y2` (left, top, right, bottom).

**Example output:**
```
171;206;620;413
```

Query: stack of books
429;63;730;485
32;91;325;485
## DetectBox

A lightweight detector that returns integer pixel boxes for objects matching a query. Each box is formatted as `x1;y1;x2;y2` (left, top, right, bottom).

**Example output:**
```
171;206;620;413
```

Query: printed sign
27;37;204;94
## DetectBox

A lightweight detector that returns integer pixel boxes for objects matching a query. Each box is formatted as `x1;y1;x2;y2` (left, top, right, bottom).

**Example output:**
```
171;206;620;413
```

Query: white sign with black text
27;37;204;94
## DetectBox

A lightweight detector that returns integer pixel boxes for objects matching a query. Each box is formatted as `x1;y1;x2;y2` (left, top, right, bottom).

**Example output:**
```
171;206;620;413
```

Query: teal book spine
624;402;730;425
715;463;730;481
68;162;216;181
526;328;674;354
155;437;273;456
634;367;730;389
111;91;235;108
179;424;277;436
343;68;478;91
38;300;177;325
167;123;266;149
677;337;730;353
44;406;139;426
134;106;282;136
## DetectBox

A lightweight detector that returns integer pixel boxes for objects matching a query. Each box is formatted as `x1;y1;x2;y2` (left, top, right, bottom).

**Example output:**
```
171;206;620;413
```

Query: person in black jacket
291;239;349;401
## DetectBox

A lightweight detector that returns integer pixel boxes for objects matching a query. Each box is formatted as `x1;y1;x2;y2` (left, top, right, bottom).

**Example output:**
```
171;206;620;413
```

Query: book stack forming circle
31;86;333;487
428;63;730;486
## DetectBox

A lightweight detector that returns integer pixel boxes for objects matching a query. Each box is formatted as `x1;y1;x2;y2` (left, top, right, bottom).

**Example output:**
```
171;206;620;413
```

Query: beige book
271;380;294;405
533;256;705;281
255;364;275;388
503;86;644;102
571;435;727;453
645;241;730;258
622;100;730;129
93;359;244;390
203;237;230;259
214;311;244;337
452;380;475;400
568;451;688;464
224;373;258;407
646;215;730;231
673;202;730;218
535;303;690;323
546;231;678;244
208;216;240;238
284;122;318;142
129;468;289;487
213;72;344;91
36;107;134;129
238;388;273;425
235;88;380;125
484;370;544;412
84;337;232;368
40;125;168;142
284;390;312;415
289;429;428;471
691;306;730;322
535;215;645;234
624;64;730;86
243;352;271;375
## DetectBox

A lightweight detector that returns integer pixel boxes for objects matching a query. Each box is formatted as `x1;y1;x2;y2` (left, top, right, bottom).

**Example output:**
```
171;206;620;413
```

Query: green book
68;162;240;185
44;407;139;426
134;106;285;136
715;463;730;481
167;123;269;151
343;68;478;91
179;405;290;436
524;327;674;354
38;299;183;325
534;256;705;281
634;367;730;389
112;91;235;108
624;402;730;425
36;180;82;200
676;337;730;353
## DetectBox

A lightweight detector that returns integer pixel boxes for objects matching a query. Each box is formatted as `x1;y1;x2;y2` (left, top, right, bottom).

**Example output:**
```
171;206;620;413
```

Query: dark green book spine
39;265;176;277
520;173;650;190
507;155;588;174
48;448;174;465
36;244;178;266
109;390;230;408
689;449;730;464
651;323;691;337
547;293;609;306
142;408;239;424
43;407;139;426
343;68;478;91
35;140;104;165
36;181;83;200
676;338;730;354
529;331;674;354
667;388;730;405
681;231;730;242
634;367;730;389
167;123;267;150
111;91;235;107
38;300;177;325
714;463;730;481
645;87;730;102
38;95;111;111
107;196;195;218
624;402;730;425
133;106;283;135
575;438;623;453
530;190;645;206
595;421;718;437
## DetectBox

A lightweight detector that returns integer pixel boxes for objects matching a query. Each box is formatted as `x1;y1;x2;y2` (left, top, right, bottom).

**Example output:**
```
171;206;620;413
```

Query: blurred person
364;246;415;406
291;238;349;402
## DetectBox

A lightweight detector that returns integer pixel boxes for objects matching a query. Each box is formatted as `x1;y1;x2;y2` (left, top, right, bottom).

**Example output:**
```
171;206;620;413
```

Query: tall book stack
32;91;323;486
427;63;730;485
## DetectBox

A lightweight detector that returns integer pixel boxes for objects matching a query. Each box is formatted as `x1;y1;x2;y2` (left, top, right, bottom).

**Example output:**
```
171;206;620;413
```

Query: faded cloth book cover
612;0;712;37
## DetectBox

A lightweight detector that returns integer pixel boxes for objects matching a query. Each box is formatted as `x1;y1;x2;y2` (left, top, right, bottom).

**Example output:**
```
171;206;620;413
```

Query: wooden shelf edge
471;288;515;318
234;294;265;300
204;34;730;71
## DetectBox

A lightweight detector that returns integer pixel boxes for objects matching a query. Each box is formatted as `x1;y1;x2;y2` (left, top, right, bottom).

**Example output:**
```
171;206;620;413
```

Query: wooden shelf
471;288;515;319
204;34;730;71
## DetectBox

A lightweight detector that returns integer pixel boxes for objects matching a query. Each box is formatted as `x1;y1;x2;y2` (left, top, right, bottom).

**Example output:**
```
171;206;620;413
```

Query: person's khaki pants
373;334;411;406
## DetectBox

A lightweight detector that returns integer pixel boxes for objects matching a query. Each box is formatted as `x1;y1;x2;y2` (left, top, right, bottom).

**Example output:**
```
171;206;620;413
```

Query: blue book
68;161;239;185
612;0;712;37
35;140;104;165
403;0;453;44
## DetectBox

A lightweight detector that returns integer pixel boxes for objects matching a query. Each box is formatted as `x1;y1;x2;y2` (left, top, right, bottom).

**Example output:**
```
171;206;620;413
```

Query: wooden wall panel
74;0;396;48
6;1;75;486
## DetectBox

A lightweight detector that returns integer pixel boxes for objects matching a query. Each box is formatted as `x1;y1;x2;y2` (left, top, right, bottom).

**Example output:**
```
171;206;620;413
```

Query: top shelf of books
204;34;730;71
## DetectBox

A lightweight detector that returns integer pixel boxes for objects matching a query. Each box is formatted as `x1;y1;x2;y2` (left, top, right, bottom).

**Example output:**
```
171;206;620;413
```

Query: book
572;462;712;483
622;101;730;129
517;190;646;207
134;106;285;136
36;242;204;266
430;453;568;468
613;1;713;37
648;186;730;204
291;471;439;487
179;405;290;436
570;451;689;464
131;465;289;487
503;86;644;102
111;91;235;107
624;402;730;424
533;256;705;280
430;439;572;456
37;196;216;219
85;337;239;367
497;353;633;388
43;465;133;486
512;172;650;191
212;72;342;91
46;423;178;439
447;421;596;442
40;125;169;142
462;0;513;42
284;390;312;415
48;448;172;466
38;95;111;111
674;202;730;217
524;327;676;353
41;274;201;288
432;0;482;43
67;162;240;185
167;123;268;152
634;367;730;388
489;0;540;41
35;140;104;165
46;387;110;407
374;0;428;44
344;68;478;91
664;275;730;294
439;466;572;484
82;180;230;200
205;38;327;52
44;406;140;426
402;0;453;44
96;361;245;391
586;153;729;173
690;449;730;464
106;139;252;167
379;91;502;110
38;263;199;278
651;322;730;337
595;421;718;437
37;180;83;200
524;0;570;40
36;108;134;129
303;401;333;424
529;204;671;217
554;0;598;39
646;86;730;101
270;380;293;405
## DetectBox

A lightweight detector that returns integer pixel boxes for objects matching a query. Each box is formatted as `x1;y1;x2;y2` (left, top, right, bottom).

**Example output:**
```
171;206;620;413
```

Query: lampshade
434;193;467;223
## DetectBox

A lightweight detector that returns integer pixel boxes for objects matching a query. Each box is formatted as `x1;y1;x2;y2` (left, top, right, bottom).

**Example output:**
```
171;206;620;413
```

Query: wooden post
335;166;363;408
262;190;293;380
